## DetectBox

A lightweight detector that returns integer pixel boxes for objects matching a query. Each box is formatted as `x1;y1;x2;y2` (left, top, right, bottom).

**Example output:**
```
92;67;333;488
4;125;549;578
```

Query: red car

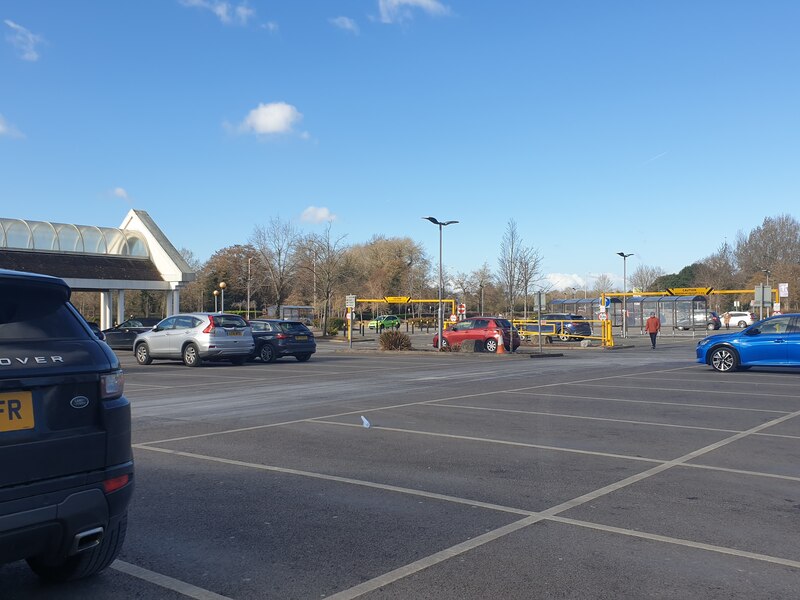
433;317;521;352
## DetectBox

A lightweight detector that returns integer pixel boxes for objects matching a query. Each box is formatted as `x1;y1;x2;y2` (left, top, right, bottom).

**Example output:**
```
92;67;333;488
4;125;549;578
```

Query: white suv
133;313;254;367
723;311;757;328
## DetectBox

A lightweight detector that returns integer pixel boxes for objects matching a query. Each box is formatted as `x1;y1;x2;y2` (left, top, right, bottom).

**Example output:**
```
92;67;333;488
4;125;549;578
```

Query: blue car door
785;317;800;365
739;316;792;365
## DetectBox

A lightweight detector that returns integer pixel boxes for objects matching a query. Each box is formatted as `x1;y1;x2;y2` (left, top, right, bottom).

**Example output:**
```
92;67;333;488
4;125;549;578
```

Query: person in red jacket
644;312;661;349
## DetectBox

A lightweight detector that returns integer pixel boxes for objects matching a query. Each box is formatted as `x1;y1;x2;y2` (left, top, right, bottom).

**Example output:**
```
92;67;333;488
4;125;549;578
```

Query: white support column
172;289;181;314
100;291;113;330
165;291;174;316
117;290;126;325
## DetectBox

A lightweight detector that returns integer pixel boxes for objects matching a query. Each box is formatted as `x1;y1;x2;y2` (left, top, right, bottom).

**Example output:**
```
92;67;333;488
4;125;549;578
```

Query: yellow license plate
0;391;35;432
228;331;242;336
295;335;307;341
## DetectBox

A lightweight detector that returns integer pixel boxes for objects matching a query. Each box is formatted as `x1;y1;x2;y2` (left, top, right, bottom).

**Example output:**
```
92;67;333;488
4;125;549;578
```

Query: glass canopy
0;218;149;257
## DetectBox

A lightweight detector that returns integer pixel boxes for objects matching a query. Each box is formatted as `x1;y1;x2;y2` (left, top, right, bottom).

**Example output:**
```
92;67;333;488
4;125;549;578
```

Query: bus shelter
637;295;709;330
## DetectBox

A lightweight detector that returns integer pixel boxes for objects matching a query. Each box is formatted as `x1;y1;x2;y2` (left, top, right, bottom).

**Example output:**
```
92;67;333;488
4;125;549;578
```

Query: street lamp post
617;252;633;338
423;217;459;351
761;269;771;319
213;289;219;312
247;257;253;320
219;281;227;313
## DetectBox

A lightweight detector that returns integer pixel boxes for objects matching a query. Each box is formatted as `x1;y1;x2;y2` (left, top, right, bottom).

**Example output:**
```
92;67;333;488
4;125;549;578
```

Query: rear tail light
103;474;130;494
202;315;216;334
275;333;288;339
100;370;124;399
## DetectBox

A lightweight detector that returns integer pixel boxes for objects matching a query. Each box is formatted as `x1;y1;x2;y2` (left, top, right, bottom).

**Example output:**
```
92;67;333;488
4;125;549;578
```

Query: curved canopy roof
0;218;149;257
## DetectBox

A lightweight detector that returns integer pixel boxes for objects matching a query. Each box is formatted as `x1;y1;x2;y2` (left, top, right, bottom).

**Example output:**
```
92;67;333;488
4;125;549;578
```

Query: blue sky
2;1;799;291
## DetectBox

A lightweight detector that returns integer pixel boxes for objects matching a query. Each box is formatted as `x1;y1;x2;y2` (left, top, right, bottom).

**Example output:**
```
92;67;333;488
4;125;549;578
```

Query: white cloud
261;21;279;33
113;187;130;202
237;102;303;136
0;114;24;138
330;16;359;34
301;206;337;223
4;19;43;61
378;0;450;24
545;273;590;291
178;0;254;26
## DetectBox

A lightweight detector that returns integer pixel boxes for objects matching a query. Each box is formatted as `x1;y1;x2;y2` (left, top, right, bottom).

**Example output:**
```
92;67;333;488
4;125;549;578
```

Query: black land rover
0;269;133;581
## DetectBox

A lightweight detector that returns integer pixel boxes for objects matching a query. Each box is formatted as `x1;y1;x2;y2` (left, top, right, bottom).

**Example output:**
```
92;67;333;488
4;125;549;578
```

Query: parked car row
100;313;316;367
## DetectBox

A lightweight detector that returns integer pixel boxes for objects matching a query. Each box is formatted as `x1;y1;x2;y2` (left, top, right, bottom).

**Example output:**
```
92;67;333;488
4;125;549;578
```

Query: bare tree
592;273;614;295
629;264;666;292
517;246;543;318
250;217;300;314
472;263;493;315
497;220;523;318
735;214;800;276
298;223;349;336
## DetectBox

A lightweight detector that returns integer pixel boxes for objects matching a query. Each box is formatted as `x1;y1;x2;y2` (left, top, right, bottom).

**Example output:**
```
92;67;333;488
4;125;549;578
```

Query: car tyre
27;514;127;582
484;337;498;353
439;338;448;349
710;346;739;372
295;353;312;362
737;321;747;328
558;330;570;342
135;343;153;365
182;343;202;367
259;343;277;363
707;323;716;330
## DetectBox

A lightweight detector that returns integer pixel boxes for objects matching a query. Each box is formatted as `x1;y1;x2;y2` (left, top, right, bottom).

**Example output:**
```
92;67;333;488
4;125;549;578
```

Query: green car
368;315;401;330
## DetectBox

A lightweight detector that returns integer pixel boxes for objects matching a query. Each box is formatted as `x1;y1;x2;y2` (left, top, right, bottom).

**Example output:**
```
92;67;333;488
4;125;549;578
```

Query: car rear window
215;315;248;328
0;292;88;341
278;321;311;333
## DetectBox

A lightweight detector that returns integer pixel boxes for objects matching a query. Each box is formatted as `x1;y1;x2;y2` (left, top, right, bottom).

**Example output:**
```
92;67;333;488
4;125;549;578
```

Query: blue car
696;314;800;372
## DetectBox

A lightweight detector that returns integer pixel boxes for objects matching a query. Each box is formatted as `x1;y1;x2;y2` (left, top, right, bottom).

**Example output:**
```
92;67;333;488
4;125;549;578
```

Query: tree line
72;213;800;326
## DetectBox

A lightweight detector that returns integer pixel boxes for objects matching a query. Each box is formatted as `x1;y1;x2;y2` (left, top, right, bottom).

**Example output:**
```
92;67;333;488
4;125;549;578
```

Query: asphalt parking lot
4;332;800;598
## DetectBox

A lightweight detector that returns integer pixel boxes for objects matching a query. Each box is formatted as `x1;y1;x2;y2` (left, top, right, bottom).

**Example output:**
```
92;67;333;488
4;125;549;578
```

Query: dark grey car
250;319;316;363
102;317;161;350
0;269;133;582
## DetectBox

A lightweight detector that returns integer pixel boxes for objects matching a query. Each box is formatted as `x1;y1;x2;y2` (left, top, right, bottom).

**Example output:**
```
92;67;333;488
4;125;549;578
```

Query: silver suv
133;313;254;367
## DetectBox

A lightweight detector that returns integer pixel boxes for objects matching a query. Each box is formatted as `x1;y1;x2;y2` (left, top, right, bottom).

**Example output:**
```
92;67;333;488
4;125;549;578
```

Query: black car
540;313;593;341
102;317;162;350
676;311;721;331
250;319;316;363
0;269;133;582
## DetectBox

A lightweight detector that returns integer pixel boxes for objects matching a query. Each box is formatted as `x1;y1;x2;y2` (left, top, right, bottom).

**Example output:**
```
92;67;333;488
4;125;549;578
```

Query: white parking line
504;390;790;414
322;406;800;599
567;382;800;399
112;560;233;599
430;402;742;434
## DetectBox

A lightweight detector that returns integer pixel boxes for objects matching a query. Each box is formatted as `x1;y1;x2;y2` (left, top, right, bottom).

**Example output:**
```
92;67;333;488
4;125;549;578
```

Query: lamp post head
617;252;634;259
219;281;227;290
213;290;219;297
423;217;459;227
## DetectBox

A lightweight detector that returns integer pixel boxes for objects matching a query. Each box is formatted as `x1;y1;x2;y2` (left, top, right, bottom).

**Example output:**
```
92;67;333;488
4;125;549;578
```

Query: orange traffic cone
496;333;506;354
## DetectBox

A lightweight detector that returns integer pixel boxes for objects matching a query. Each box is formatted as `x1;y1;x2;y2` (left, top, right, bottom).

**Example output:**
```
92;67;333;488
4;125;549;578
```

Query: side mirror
152;326;162;332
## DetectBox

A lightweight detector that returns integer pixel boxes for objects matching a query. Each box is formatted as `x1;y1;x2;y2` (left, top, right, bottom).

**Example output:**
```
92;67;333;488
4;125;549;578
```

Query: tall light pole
213;289;219;312
761;268;771;319
617;252;633;338
246;257;253;320
423;217;459;351
219;281;226;313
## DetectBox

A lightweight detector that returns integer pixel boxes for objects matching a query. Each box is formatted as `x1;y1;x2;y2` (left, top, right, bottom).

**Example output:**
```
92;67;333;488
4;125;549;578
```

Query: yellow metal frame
346;297;457;341
513;318;611;347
